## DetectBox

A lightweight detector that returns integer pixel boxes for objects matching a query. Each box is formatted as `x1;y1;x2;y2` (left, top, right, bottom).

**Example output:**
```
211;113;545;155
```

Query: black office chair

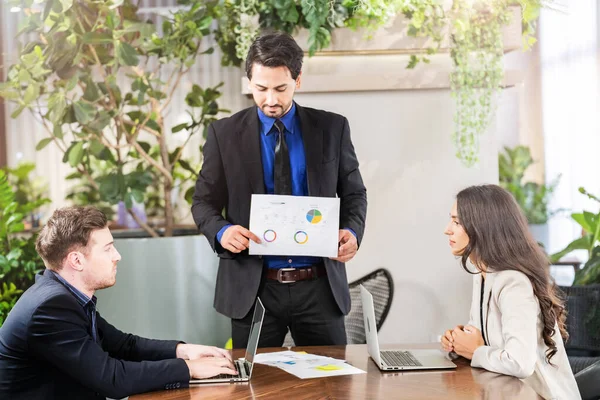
345;268;394;344
282;268;394;346
559;285;600;375
570;356;600;375
575;359;600;400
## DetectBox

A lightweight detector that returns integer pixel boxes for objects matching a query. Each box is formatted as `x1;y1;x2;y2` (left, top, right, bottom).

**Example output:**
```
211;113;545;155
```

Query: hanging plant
403;0;543;166
449;0;510;166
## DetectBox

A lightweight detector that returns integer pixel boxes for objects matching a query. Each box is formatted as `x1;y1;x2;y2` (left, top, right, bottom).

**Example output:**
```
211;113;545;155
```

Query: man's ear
65;251;85;272
296;71;302;89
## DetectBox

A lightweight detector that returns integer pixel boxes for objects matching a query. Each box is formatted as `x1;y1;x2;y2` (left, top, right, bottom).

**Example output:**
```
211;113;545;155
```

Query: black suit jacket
191;104;367;319
0;270;190;399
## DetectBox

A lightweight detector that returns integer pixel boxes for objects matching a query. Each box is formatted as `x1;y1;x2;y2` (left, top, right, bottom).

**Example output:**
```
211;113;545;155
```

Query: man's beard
95;277;116;290
262;104;283;118
260;100;292;119
86;271;117;291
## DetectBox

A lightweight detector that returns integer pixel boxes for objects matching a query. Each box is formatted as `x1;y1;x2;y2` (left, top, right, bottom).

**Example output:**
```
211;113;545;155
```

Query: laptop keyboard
380;351;422;367
213;373;238;379
212;360;247;379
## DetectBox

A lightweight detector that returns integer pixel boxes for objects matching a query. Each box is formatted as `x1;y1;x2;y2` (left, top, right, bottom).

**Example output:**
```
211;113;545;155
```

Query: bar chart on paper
249;194;340;257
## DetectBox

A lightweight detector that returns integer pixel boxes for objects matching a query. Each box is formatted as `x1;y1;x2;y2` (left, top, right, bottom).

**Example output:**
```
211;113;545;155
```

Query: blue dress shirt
217;103;355;269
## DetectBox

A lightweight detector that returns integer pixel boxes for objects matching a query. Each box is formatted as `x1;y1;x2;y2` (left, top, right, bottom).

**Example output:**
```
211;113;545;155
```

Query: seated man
0;206;237;399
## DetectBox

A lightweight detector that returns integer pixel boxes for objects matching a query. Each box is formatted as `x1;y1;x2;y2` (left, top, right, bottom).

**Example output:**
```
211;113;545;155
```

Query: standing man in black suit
0;206;237;399
192;31;367;349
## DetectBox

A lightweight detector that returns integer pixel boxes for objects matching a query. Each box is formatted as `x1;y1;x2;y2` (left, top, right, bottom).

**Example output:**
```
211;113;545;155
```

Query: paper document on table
254;351;365;379
249;194;340;257
283;361;365;379
254;350;345;365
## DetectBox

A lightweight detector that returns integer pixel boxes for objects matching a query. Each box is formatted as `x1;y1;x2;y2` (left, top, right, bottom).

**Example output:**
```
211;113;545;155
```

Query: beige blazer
467;270;580;400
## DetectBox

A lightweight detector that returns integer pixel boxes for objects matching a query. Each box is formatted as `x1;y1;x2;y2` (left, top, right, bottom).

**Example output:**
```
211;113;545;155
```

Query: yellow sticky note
315;364;342;371
295;351;308;354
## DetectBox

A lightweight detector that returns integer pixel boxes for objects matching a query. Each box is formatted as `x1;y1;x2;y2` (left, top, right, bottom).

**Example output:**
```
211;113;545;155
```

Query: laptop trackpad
410;349;456;367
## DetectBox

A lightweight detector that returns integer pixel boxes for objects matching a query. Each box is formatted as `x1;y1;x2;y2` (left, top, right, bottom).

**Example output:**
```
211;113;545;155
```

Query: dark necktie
273;120;292;195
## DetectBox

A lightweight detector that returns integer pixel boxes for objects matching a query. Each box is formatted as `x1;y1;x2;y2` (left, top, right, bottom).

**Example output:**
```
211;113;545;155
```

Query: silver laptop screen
244;298;265;364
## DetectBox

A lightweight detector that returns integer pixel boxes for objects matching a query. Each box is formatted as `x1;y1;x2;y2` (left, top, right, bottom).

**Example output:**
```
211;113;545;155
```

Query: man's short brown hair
36;206;108;271
245;31;304;80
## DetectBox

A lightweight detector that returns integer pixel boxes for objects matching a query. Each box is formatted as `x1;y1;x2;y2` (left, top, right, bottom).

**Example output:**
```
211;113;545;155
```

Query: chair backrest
345;268;394;344
559;285;600;352
282;268;394;347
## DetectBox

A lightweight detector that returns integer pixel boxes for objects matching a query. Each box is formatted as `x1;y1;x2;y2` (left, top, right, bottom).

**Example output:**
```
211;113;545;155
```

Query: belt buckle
277;267;297;284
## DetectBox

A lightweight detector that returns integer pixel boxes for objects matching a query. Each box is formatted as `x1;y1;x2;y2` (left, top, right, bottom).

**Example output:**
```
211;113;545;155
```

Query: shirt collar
257;102;297;136
48;269;97;309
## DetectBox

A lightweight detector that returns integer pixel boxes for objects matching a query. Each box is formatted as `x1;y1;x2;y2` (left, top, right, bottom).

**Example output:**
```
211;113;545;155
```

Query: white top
467;270;580;400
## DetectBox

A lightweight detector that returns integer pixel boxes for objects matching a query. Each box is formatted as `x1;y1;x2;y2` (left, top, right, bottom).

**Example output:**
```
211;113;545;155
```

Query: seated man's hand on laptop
185;358;239;379
176;344;233;362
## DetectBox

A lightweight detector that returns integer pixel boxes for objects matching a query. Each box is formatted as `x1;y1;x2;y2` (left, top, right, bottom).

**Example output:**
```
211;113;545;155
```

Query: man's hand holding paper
331;229;358;263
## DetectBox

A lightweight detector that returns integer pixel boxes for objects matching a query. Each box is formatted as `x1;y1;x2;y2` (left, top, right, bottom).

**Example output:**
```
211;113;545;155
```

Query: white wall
295;88;501;344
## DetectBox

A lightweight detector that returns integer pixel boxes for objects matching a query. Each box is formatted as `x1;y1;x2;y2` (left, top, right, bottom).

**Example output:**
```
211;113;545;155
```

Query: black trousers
231;275;347;349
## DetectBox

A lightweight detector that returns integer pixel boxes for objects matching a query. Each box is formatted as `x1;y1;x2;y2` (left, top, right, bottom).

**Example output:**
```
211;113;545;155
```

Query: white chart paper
254;351;365;380
248;194;340;257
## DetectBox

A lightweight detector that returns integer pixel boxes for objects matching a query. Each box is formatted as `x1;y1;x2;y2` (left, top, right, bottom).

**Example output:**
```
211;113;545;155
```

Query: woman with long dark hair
440;185;580;400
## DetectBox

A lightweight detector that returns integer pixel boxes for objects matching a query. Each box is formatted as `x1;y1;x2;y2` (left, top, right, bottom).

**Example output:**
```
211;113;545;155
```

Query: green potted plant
214;0;401;66
498;145;560;249
551;188;600;284
0;0;224;238
550;188;600;356
0;170;47;326
0;0;230;343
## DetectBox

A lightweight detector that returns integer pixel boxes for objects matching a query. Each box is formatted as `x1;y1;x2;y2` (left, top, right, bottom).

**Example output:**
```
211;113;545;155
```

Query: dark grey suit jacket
0;270;190;399
191;103;367;319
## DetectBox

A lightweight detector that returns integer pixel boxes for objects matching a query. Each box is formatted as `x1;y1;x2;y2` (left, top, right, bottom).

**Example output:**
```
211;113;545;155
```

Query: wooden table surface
131;344;542;399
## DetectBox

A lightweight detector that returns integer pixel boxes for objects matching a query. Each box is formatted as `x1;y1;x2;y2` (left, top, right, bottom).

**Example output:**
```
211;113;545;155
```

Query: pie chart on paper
306;209;322;224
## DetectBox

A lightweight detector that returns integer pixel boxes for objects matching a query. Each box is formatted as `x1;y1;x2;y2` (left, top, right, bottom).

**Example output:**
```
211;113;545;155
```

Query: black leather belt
266;265;327;283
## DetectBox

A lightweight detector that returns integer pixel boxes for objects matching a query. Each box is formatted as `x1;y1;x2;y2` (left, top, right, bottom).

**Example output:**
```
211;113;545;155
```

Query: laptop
360;285;456;371
190;298;265;384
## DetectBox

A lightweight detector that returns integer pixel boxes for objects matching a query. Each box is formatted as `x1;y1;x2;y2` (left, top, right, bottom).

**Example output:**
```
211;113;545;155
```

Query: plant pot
529;223;550;252
95;235;230;346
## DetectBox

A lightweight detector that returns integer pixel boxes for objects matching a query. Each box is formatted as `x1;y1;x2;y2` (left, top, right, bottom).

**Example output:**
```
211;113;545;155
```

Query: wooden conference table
131;343;542;400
